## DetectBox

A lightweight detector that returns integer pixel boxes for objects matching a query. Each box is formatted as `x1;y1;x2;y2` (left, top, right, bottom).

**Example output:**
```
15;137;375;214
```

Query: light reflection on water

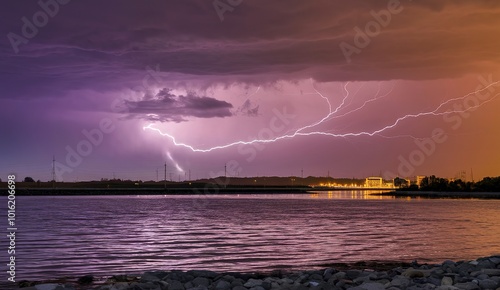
308;190;392;199
1;191;500;280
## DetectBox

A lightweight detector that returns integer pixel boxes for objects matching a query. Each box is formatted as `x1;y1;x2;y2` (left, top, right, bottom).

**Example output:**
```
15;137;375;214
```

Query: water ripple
1;193;499;280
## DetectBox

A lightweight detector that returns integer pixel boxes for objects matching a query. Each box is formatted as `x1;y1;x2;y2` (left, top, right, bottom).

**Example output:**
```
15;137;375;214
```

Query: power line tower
164;162;167;189
456;170;466;181
460;170;466;182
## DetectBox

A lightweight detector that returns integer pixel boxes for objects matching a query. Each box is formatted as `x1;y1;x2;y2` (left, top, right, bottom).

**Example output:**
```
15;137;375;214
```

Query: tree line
397;175;500;192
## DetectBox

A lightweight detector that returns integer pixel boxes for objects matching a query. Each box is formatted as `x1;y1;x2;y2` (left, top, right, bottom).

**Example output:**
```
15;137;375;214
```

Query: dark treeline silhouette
474;177;500;192
23;176;35;183
404;175;500;192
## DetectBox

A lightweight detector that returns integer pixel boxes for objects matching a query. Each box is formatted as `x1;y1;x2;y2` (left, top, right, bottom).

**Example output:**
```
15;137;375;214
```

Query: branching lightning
143;81;500;153
327;83;394;121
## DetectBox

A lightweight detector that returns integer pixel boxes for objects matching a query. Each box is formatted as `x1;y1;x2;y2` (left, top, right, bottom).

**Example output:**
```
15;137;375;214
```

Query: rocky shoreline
15;256;500;290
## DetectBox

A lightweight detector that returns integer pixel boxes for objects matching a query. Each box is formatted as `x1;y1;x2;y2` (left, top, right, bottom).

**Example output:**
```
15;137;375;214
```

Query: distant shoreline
3;187;312;196
379;190;500;199
3;187;500;198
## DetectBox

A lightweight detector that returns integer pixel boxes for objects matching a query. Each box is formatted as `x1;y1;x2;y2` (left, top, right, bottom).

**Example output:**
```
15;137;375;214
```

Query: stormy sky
1;0;500;181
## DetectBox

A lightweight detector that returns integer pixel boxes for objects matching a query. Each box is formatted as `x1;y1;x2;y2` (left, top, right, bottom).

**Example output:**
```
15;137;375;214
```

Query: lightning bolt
143;81;500;152
167;151;184;172
296;82;350;134
326;82;394;121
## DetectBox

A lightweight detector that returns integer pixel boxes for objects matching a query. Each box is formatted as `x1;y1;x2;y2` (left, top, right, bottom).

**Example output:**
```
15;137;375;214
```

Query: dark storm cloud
2;0;500;99
124;88;233;122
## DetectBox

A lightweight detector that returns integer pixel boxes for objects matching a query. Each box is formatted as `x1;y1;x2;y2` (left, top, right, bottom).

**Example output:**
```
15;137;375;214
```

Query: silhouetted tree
394;177;409;188
24;176;35;182
419;176;429;189
448;179;473;192
474;177;500;192
402;175;500;192
419;175;450;191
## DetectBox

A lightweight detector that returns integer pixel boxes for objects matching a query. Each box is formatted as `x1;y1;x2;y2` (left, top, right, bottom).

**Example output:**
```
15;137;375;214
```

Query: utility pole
164;162;167;189
156;168;159;182
224;163;228;188
189;169;191;181
471;168;474;183
52;155;56;188
301;168;303;179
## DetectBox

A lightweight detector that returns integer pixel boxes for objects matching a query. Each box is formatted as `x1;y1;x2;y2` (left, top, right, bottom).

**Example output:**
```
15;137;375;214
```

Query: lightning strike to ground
167;151;184;172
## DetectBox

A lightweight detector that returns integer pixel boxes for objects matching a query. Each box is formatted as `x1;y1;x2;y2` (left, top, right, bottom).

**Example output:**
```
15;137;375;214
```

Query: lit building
365;177;383;188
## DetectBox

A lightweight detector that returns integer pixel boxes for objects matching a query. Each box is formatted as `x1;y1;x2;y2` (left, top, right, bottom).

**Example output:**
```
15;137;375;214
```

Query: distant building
365;177;383;188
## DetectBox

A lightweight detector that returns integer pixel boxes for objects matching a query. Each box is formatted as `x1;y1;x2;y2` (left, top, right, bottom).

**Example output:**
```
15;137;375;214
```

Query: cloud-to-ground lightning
167;151;184;172
143;81;500;152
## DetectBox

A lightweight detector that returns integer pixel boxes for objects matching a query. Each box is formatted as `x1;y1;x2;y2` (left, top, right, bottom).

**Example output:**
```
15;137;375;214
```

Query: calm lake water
2;191;500;281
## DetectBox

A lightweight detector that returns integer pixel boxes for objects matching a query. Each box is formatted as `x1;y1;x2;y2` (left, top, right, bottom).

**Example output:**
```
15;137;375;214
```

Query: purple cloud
124;88;233;122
